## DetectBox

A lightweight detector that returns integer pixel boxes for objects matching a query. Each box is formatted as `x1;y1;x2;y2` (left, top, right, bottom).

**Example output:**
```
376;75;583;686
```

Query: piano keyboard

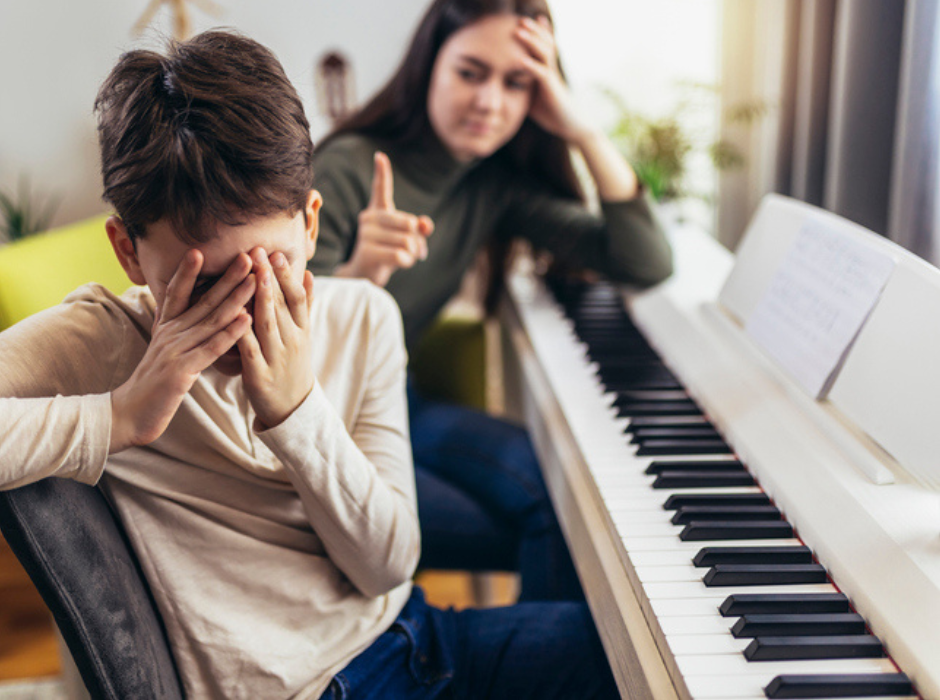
502;268;920;700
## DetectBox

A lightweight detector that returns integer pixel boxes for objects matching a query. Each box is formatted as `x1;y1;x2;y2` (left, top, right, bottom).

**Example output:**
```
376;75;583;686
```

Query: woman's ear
304;189;323;261
105;216;147;286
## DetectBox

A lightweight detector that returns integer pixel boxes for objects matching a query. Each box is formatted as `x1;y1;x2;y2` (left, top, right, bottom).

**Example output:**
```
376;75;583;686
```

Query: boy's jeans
323;587;618;699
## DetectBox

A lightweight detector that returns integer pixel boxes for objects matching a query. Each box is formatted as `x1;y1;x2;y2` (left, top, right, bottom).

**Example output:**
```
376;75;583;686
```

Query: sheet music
745;221;896;399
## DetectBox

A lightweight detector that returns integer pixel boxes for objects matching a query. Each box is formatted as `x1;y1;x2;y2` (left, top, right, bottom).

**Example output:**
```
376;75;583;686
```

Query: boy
0;30;616;699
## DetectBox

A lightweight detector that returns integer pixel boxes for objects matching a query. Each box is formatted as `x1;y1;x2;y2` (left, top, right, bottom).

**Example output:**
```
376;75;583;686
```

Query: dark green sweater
309;130;673;348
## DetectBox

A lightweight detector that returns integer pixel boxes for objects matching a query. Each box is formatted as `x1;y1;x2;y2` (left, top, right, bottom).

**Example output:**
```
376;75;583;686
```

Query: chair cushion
410;314;487;411
0;215;132;331
0;479;183;699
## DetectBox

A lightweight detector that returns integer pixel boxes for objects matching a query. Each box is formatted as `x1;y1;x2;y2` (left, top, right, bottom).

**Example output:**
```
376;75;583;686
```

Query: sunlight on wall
551;0;721;219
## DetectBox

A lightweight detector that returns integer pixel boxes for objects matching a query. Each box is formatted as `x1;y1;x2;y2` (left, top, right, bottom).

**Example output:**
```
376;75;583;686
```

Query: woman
309;0;673;601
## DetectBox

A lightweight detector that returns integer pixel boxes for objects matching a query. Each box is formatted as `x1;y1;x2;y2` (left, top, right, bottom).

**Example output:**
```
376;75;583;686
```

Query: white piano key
610;518;685;537
676;654;897;677
593;476;656;494
650;597;731;618
606;508;676;524
667;633;750;655
658;615;733;636
601;497;673;512
635;565;705;583
621;536;805;553
628;549;701;567
644;581;837;600
681;673;768;699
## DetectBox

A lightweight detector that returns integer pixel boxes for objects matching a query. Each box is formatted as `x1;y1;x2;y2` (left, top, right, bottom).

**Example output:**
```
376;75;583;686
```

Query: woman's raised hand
514;15;593;146
338;151;434;287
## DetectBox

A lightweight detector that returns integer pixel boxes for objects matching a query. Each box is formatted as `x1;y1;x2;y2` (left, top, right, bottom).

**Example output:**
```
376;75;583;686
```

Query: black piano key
602;375;684;391
612;389;690;403
589;349;650;359
704;564;828;587
663;492;771;510
654;471;756;489
672;505;781;525
764;673;913;698
679;520;793;541
627;415;711;430
646;460;743;475
616;401;702;418
732;613;866;638
720;593;851;616
694;546;813;567
590;343;661;357
744;635;885;661
613;391;695;406
636;439;732;456
630;426;721;441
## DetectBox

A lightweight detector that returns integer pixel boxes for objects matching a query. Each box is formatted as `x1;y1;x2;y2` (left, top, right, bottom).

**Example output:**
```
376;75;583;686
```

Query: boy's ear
304;189;323;261
105;216;147;286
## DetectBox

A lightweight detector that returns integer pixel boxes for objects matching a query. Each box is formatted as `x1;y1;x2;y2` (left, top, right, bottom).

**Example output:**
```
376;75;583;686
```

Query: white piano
498;195;940;700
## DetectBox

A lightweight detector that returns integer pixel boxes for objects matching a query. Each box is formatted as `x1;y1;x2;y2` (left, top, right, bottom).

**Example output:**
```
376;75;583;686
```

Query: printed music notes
745;221;896;400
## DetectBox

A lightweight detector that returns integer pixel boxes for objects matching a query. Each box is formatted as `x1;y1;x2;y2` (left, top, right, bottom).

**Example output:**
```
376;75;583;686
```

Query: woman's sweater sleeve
255;289;418;598
309;139;372;276
499;186;674;287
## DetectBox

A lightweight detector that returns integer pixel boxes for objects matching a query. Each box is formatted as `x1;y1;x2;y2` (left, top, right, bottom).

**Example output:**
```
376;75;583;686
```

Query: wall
0;0;720;230
0;0;428;228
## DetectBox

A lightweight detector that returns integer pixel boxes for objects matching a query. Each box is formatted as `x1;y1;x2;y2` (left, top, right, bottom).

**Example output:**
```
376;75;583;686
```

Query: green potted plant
605;82;770;205
0;176;60;244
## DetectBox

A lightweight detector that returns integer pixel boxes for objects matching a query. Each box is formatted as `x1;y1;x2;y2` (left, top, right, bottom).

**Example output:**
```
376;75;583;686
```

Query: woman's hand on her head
109;251;255;453
516;15;641;200
237;248;316;430
336;151;434;287
514;15;594;145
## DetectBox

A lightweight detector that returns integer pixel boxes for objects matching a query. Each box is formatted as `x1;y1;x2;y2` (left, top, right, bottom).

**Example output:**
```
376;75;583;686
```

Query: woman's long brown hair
323;0;586;311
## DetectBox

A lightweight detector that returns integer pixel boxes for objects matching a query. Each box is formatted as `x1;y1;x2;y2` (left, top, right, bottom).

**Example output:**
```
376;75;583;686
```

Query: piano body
498;194;940;699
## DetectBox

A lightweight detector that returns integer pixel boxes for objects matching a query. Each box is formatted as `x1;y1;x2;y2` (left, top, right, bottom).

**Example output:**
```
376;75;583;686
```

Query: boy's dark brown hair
95;30;314;243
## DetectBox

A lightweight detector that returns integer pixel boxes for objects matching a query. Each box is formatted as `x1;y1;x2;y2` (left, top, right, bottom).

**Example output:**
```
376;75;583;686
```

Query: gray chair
0;478;184;699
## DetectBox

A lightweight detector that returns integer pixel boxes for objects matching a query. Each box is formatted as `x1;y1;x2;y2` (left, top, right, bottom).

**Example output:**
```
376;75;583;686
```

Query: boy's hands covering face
110;250;256;453
237;247;316;431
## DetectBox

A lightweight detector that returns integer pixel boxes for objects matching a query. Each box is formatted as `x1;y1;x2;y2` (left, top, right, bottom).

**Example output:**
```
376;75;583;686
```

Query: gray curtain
719;0;940;265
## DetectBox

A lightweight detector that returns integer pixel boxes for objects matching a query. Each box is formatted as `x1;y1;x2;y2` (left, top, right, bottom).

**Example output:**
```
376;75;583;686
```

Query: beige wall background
0;0;429;228
0;0;721;232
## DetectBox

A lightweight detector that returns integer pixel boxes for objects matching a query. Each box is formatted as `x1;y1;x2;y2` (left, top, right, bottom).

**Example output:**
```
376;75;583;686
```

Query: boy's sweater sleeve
0;288;131;491
256;289;419;598
0;394;111;489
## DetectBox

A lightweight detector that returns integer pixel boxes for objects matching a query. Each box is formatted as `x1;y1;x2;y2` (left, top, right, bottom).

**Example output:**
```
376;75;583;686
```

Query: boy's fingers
179;252;252;327
270;252;307;327
235;323;263;373
368;151;395;211
178;273;256;350
162;250;203;322
304;270;314;313
194;311;252;367
251;254;280;358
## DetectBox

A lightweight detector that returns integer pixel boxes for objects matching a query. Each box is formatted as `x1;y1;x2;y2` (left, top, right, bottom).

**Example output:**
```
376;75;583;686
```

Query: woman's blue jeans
322;587;619;699
408;383;582;601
